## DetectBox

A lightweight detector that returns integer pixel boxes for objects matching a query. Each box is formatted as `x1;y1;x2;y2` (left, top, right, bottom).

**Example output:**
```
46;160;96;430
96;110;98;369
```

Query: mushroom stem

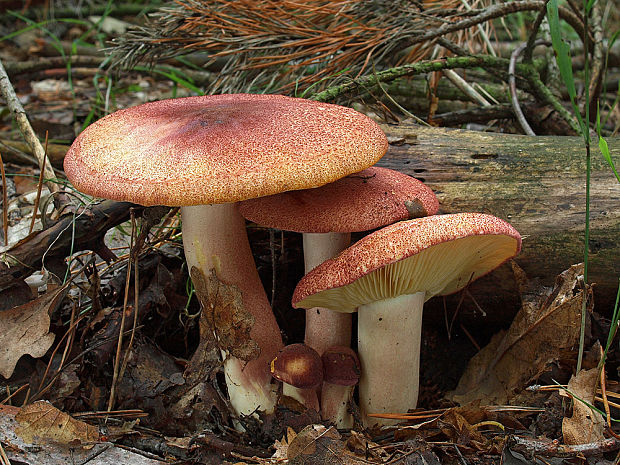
303;232;353;354
357;292;425;426
321;383;355;429
181;203;283;417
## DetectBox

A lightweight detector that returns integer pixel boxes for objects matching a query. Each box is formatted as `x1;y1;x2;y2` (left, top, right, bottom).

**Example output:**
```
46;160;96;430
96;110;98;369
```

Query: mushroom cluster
270;344;361;428
63;94;387;420
63;92;521;431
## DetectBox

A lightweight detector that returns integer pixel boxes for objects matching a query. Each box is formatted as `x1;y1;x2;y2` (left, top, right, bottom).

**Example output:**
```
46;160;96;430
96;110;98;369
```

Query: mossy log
377;123;620;322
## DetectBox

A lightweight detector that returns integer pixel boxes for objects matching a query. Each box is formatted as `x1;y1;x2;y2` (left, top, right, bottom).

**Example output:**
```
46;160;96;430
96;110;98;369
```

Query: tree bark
377;123;620;320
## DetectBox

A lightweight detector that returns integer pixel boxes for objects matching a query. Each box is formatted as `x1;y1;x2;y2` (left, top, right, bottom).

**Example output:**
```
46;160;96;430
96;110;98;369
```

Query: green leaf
597;136;620;183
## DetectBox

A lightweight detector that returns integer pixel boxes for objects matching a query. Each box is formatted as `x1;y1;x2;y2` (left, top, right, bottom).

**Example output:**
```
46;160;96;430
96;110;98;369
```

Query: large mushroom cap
64;94;388;206
238;166;439;233
292;213;521;312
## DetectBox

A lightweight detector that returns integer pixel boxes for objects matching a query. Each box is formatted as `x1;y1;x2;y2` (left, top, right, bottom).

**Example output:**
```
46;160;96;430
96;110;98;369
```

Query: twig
117;210;141;397
398;1;587;55
1;384;28;405
522;0;550;63
430;104;520;127
29;132;49;235
0;441;11;465
107;213;137;414
587;0;605;119
0;58;58;195
510;42;545;136
2;56;106;76
0;200;139;291
443;69;491;106
0;151;7;247
510;435;620;458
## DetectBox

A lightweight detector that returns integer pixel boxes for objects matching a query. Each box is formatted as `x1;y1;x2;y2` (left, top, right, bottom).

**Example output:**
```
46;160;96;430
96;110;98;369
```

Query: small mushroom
271;343;324;411
293;213;521;426
321;346;361;429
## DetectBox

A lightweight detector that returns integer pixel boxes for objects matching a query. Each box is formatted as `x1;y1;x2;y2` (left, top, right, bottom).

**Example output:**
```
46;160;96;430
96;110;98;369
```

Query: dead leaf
447;264;589;405
191;266;260;362
272;427;298;460
439;409;488;449
15;401;99;446
1;404;165;464
0;284;68;378
287;424;349;464
562;367;605;445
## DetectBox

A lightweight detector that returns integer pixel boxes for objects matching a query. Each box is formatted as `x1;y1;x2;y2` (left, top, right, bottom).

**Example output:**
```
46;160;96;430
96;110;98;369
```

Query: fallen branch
310;54;581;134
0;200;139;291
510;435;620;458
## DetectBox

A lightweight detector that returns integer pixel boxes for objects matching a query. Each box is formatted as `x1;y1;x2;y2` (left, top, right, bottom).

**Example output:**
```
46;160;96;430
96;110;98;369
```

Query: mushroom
270;343;324;411
239;166;437;412
292;213;521;426
63;94;388;419
321;346;361;429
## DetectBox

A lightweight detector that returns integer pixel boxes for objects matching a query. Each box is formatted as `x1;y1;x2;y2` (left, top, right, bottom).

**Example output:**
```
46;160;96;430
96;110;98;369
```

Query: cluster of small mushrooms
64;94;522;429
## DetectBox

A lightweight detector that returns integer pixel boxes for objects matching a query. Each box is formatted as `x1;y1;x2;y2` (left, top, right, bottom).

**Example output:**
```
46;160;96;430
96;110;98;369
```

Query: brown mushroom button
322;346;361;386
64;94;388;206
271;343;324;389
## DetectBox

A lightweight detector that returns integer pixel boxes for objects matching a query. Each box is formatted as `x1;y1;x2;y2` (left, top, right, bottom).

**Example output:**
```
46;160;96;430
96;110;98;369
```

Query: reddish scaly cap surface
238;166;438;233
64;94;388;206
292;213;522;306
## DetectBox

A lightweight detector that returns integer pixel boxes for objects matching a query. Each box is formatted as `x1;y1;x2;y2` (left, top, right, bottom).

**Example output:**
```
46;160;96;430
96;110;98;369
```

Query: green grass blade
547;0;586;136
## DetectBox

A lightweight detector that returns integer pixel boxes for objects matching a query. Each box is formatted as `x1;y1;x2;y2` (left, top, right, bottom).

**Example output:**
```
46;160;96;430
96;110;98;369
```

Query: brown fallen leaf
447;263;589;405
562;367;605;445
287;424;363;465
15;400;99;447
1;404;165;464
191;266;260;361
0;284;68;378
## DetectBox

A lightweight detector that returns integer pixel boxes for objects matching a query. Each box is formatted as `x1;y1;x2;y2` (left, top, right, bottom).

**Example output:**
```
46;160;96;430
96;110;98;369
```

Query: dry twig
0;58;58;194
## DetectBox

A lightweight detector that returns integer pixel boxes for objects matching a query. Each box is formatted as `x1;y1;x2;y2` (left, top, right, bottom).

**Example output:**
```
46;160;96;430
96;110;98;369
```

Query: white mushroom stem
357;291;425;426
303;232;353;354
181;203;283;417
320;383;355;429
281;383;320;412
282;232;351;410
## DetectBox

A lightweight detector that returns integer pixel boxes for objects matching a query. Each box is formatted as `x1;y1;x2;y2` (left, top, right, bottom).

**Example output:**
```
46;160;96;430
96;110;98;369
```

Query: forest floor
1;2;620;464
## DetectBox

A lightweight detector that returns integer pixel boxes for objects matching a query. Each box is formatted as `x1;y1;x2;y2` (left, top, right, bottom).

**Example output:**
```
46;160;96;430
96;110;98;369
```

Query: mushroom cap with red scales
292;213;522;312
238;166;439;233
64;94;388;207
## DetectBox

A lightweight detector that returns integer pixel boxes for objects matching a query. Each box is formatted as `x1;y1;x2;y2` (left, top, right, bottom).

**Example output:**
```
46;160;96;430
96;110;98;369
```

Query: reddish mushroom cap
321;346;361;386
238;166;439;233
292;213;521;312
270;343;324;389
64;94;388;206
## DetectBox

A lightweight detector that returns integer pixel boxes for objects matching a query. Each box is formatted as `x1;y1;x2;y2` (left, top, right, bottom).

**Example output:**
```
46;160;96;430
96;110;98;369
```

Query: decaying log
2;123;618;323
377;123;620;320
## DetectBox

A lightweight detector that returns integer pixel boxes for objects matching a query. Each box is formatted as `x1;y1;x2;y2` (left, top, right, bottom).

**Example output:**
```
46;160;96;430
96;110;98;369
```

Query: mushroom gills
295;233;518;311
